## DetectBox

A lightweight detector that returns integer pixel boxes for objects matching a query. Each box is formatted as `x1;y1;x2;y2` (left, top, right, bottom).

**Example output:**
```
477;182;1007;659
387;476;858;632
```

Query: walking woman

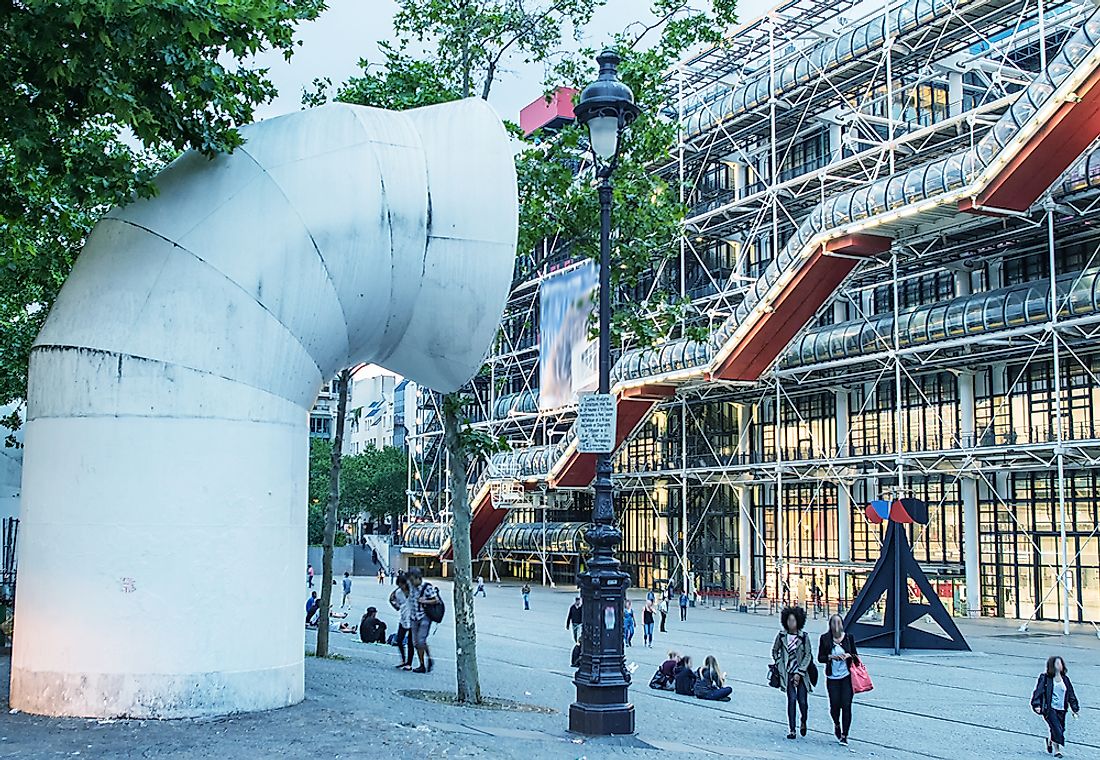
818;614;859;746
642;600;656;647
1031;655;1080;757
693;655;732;701
388;572;413;670
623;599;636;646
773;605;813;739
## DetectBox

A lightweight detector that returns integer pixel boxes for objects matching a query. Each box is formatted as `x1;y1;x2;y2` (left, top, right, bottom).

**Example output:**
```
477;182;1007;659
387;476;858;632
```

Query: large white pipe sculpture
10;99;517;718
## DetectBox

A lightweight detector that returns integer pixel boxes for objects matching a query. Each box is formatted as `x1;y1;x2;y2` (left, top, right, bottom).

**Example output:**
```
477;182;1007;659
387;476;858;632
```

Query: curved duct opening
11;99;517;718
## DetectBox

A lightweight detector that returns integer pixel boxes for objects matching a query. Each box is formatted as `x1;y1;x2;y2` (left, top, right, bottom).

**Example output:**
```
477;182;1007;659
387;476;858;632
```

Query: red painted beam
441;487;509;561
550;395;665;488
973;65;1100;211
712;235;889;381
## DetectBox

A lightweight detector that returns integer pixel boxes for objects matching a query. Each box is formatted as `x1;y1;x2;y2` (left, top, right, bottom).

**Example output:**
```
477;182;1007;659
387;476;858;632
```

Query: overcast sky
255;0;771;123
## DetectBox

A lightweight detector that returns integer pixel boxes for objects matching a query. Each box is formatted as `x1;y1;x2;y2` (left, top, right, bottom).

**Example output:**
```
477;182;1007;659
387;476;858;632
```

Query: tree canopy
307;437;409;544
0;0;326;420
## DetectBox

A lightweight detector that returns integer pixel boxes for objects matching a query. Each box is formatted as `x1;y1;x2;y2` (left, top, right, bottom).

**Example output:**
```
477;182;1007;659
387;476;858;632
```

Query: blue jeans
523;592;529;609
643;622;654;642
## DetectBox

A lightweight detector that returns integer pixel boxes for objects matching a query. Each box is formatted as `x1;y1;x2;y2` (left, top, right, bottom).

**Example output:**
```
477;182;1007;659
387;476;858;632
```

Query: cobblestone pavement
2;578;1099;759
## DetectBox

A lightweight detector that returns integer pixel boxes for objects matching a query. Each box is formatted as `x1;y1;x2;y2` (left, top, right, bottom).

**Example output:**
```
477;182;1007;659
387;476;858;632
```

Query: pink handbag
850;662;873;693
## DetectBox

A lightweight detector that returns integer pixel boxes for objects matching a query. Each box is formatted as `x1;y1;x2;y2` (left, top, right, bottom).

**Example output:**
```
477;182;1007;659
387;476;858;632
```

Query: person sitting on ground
338;622;358;634
694;655;733;701
359;607;388;644
305;591;320;627
673;655;697;696
649;650;680;690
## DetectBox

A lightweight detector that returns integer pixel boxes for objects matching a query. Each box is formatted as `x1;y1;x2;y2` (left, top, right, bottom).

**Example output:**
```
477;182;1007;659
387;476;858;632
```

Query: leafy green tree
0;0;326;418
312;0;736;703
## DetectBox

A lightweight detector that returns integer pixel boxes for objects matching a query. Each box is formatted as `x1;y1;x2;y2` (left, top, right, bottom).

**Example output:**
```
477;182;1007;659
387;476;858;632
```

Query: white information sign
577;392;617;453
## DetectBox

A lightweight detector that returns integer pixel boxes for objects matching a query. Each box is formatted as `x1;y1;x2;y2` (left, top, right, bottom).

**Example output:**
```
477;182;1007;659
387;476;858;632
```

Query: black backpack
423;585;446;624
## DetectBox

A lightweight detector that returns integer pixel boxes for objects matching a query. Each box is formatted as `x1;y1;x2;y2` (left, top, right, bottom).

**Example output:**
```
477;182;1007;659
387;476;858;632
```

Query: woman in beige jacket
772;605;814;740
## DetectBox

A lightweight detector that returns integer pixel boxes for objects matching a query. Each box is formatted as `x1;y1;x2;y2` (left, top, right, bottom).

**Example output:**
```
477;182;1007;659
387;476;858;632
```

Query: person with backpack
1031;655;1080;757
673;655;697;696
772;605;814;740
406;567;442;673
819;614;860;746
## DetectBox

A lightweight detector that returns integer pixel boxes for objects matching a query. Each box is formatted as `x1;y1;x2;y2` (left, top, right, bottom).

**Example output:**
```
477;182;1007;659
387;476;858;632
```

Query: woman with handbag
772;605;813;739
1031;655;1080;757
818;614;860;746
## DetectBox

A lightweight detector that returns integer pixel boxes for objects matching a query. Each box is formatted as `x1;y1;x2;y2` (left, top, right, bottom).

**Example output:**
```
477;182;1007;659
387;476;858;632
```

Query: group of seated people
304;591;388;645
649;650;732;701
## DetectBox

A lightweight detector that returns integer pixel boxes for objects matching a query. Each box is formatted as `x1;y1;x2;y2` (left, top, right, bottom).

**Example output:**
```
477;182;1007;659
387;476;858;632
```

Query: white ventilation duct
0;404;22;522
10;99;517;718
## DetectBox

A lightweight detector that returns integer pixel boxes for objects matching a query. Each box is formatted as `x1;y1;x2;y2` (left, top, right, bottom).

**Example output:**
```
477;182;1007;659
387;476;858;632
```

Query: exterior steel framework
409;0;1100;632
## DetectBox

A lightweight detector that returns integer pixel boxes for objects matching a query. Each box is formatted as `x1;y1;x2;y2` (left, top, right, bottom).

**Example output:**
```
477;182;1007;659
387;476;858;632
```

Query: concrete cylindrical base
11;412;306;718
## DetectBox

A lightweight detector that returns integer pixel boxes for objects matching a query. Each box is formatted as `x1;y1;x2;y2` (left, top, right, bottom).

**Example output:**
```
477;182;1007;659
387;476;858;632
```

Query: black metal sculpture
844;498;969;653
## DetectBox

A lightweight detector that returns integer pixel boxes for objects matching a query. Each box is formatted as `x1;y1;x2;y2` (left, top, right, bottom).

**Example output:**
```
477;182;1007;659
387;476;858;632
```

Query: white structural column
12;100;518;718
735;403;752;600
0;404;22;522
958;369;981;616
835;388;852;596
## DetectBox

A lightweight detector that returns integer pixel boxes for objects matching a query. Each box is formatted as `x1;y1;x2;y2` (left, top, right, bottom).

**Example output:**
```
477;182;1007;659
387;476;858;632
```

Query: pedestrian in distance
623;600;636;646
359;607;387;644
566;596;583;642
377;567;385;584
773;605;814;740
371;547;378;565
339;571;352;610
649;650;679;690
694;655;732;701
1031;655;1080;757
819;614;859;746
522;582;531;610
389;573;414;670
646;588;656;604
679;589;689;621
673;655;697;696
475;575;487;597
307;563;314;588
406;567;440;674
658;597;669;632
305;591;319;626
642;600;655;647
361;535;368;550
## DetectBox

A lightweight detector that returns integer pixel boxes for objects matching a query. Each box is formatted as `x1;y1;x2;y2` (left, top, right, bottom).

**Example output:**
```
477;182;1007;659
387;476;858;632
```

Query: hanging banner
539;261;597;411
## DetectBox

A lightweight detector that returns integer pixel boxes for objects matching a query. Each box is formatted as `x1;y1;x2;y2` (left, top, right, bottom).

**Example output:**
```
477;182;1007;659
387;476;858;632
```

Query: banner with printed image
539;262;597;411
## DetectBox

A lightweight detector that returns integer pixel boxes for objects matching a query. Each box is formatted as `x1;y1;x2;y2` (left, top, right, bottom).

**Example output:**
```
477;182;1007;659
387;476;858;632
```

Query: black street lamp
568;49;639;737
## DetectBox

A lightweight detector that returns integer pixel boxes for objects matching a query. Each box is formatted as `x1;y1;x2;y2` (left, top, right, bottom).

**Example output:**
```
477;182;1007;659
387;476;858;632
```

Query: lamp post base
569;685;634;735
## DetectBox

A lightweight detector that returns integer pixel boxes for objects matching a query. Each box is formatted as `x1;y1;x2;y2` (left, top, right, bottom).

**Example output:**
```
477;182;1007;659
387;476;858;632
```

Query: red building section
963;66;1100;212
711;234;891;381
519;87;578;136
440;489;510;562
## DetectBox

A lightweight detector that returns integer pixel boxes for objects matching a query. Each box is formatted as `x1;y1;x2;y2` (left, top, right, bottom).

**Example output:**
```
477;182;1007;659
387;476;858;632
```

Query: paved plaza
1;579;1098;759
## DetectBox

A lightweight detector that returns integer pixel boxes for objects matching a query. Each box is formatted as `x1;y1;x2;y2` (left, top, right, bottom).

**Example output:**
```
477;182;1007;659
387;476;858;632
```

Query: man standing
679;589;689;622
307;563;314;588
566;597;583;642
406;567;440;673
521;582;530;610
341;571;353;610
658;596;669;632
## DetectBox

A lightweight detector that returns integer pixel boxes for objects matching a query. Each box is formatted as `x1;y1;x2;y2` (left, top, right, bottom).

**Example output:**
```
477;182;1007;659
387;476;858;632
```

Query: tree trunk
316;369;350;658
442;393;481;704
